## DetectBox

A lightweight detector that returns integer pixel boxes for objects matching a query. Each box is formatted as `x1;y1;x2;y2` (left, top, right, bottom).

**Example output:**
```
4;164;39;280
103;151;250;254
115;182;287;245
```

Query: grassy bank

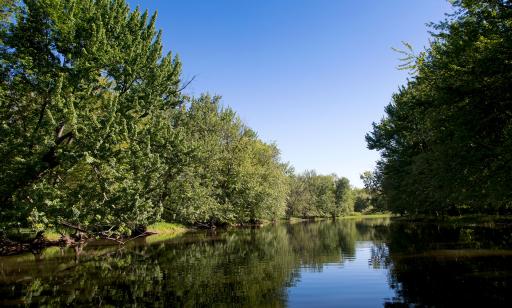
44;231;63;241
40;222;188;241
146;222;189;235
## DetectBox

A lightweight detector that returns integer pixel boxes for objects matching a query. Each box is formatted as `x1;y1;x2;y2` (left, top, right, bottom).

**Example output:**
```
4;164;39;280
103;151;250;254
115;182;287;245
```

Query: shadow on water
0;217;511;307
384;222;512;307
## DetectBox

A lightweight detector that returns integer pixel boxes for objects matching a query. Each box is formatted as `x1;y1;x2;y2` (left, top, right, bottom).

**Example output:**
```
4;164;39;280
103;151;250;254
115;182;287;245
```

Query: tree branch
60;221;89;233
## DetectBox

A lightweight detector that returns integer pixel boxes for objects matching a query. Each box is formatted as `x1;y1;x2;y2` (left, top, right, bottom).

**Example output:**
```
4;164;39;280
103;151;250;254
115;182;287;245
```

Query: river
1;218;511;306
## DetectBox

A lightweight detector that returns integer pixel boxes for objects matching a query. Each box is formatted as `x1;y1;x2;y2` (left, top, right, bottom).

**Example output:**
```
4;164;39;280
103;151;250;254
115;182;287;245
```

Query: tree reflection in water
1;218;511;307
384;222;512;307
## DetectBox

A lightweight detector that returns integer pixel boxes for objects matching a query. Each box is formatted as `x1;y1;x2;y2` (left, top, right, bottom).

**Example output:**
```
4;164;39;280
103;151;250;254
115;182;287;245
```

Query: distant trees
286;171;358;219
366;0;512;215
335;176;353;215
358;171;384;213
353;189;371;213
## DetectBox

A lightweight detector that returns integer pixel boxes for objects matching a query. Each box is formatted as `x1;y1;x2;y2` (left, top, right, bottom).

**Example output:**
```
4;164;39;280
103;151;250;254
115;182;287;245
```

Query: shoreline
5;213;512;256
284;213;395;222
1;222;190;257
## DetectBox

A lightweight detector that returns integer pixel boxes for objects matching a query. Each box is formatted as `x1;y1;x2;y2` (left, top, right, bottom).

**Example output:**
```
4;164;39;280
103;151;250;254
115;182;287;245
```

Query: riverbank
285;213;394;223
2;214;397;256
5;213;510;256
146;222;189;235
44;222;189;241
0;222;189;256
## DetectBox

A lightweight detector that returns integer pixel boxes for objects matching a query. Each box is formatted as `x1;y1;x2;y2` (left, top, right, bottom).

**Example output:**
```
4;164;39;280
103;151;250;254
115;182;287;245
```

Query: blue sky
128;0;453;187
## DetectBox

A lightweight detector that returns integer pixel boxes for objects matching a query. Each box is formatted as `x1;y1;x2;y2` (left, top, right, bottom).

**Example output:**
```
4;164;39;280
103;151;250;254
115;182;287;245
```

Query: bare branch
177;75;196;93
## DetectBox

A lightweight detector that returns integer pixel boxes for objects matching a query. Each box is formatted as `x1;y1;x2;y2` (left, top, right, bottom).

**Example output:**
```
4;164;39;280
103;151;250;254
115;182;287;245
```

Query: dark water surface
1;218;512;307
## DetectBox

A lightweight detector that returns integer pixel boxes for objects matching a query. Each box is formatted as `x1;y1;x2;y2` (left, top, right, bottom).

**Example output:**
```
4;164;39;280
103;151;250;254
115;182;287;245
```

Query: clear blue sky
128;0;453;187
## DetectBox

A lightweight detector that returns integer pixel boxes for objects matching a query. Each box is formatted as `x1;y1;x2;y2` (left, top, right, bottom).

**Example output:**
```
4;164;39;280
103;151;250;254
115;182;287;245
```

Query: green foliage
353;188;372;213
0;0;358;233
335;176;354;215
159;95;290;225
359;170;385;212
0;0;186;232
367;0;512;215
286;171;357;218
0;0;292;231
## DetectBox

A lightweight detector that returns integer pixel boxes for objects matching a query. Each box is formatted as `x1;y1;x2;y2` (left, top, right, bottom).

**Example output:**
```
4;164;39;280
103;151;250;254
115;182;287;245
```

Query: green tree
286;173;314;218
366;0;512;215
360;170;384;212
352;188;371;213
286;171;355;218
0;0;182;232
163;95;289;226
335;177;353;215
310;174;336;218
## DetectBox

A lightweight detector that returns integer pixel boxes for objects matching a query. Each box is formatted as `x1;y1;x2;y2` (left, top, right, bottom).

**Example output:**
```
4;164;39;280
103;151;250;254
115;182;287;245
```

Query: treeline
164;95;289;226
286;170;372;219
0;0;290;232
0;0;367;235
366;0;512;215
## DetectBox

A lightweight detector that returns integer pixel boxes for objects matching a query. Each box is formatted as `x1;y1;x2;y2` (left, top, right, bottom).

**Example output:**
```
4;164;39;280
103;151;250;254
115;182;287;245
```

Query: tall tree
366;0;512;215
0;0;182;232
335;177;353;216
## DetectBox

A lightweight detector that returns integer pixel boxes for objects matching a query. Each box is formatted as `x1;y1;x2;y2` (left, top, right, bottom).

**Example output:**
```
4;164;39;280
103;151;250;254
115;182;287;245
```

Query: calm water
1;218;512;307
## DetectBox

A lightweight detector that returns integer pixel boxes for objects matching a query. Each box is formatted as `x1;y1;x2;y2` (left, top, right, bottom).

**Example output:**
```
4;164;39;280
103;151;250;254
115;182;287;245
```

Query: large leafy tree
0;0;182;232
366;0;512;215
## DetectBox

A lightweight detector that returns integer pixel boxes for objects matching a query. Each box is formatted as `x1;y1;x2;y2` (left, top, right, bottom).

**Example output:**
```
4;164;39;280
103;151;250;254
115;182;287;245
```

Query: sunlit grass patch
44;230;63;241
146;222;188;235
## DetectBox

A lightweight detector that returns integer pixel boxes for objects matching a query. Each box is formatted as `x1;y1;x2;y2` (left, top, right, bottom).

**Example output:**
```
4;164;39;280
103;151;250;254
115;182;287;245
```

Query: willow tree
0;0;182;232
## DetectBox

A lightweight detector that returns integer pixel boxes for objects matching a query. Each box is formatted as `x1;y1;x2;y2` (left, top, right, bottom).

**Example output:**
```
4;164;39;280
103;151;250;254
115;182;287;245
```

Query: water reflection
1;218;511;307
384;222;512;307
